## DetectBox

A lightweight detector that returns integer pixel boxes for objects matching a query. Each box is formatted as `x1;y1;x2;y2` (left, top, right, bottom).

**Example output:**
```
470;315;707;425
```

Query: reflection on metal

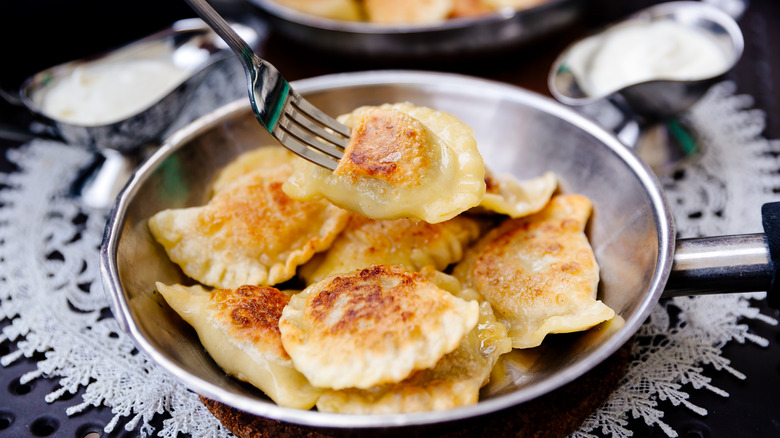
665;234;772;297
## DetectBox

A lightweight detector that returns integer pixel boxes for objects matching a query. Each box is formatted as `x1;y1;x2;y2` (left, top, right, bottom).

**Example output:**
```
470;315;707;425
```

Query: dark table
1;1;778;437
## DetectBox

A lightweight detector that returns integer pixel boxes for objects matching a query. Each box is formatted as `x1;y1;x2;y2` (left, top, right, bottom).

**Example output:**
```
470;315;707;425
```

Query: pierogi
363;0;452;23
453;194;615;349
270;0;552;22
299;213;482;285
477;170;557;218
283;103;485;223
271;0;362;20
316;268;511;413
156;283;321;409
148;151;350;289
210;147;299;194
279;264;480;390
148;100;615;415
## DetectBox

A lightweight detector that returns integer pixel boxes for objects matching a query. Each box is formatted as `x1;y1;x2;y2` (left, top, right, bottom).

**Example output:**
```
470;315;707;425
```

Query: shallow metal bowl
100;70;672;428
248;0;583;60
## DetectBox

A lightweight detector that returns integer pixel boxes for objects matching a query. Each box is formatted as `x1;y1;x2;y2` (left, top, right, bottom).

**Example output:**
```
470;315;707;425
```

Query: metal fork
185;0;348;170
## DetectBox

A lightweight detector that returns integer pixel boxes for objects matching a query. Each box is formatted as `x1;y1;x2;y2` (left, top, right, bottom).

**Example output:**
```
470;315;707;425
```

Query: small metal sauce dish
20;18;256;151
16;18;257;208
549;1;743;119
547;1;743;175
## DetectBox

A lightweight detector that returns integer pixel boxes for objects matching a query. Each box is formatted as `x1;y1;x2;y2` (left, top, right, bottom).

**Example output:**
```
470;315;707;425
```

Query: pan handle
760;201;780;308
662;202;780;309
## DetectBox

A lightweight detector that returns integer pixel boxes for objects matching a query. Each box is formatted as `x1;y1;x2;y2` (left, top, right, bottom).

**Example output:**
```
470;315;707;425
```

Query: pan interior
105;72;671;428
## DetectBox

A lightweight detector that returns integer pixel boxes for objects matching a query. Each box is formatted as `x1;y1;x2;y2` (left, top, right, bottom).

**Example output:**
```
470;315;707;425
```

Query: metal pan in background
100;70;778;430
247;0;584;61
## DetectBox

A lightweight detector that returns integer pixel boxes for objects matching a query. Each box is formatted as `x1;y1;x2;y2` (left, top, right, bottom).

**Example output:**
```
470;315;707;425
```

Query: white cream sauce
566;19;731;97
36;41;192;126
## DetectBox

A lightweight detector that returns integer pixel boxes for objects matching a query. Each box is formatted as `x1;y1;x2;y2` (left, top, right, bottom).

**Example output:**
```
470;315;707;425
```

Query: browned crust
212;285;291;359
450;0;493;17
336;108;432;186
474;219;585;304
307;265;423;337
201;169;345;258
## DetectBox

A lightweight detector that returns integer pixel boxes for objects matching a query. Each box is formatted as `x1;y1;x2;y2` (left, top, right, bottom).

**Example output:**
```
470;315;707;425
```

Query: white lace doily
0;68;778;437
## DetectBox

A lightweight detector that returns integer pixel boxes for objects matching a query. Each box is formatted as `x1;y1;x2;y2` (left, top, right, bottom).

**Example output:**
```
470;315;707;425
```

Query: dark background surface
0;0;778;437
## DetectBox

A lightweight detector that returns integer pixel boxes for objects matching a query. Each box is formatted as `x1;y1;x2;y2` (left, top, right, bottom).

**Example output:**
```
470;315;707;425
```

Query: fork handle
184;0;256;66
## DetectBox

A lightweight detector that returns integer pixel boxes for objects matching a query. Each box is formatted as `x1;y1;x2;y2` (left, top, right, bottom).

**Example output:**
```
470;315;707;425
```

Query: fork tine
277;115;346;161
184;0;349;171
280;106;349;151
275;129;341;171
290;94;351;138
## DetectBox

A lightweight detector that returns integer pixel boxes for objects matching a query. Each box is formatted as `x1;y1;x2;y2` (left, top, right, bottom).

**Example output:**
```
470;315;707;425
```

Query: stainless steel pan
247;0;583;60
100;70;779;429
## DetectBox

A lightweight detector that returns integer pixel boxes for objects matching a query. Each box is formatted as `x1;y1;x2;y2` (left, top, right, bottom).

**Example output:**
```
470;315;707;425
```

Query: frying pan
99;70;779;429
246;0;583;61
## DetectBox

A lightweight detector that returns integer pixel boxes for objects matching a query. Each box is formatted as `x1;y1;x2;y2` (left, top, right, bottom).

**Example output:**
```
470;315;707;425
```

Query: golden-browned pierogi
210;147;298;194
148;150;350;289
279;264;480;390
299;214;482;285
145;98;611;415
316;268;511;413
156;283;321;409
283;103;486;224
453;194;615;348
477;170;557;218
272;0;362;20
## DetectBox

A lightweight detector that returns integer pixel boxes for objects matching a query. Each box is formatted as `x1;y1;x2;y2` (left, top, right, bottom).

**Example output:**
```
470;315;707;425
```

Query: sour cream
566;19;731;98
36;41;192;126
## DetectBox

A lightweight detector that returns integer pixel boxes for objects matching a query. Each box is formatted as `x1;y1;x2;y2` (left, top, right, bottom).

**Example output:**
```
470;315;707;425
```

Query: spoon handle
184;0;256;65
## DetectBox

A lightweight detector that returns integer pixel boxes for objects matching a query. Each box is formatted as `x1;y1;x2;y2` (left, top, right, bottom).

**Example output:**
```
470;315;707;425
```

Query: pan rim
248;0;577;34
100;69;675;428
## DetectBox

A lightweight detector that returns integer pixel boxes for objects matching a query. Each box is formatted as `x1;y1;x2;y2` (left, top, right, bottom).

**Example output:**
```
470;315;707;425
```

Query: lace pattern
0;72;777;437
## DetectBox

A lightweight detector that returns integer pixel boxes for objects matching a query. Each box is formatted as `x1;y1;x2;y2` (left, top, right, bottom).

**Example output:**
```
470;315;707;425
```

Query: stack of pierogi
148;102;615;413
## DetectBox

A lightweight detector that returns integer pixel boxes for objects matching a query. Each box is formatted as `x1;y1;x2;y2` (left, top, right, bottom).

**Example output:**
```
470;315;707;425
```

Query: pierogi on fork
147;102;615;413
283;103;486;223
